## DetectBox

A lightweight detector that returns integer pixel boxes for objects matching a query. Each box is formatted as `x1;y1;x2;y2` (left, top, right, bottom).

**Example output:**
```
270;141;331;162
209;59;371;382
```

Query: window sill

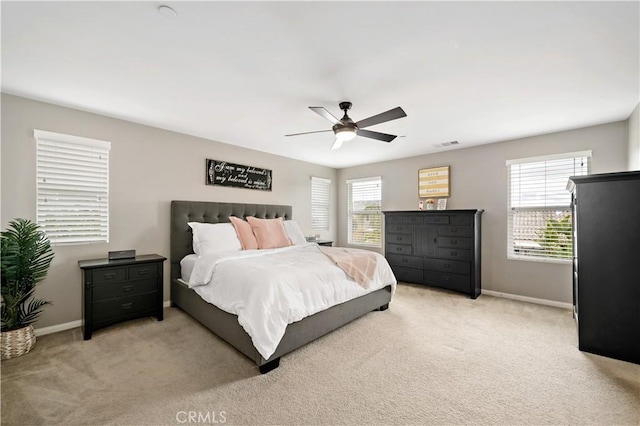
507;255;572;265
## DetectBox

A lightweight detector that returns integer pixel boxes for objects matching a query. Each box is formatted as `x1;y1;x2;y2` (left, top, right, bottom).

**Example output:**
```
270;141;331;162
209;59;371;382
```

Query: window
311;176;330;231
507;151;590;262
347;177;382;247
35;130;111;245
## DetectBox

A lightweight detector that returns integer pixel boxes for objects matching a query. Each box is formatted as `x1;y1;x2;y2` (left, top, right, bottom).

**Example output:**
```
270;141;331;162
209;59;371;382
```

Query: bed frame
170;200;392;373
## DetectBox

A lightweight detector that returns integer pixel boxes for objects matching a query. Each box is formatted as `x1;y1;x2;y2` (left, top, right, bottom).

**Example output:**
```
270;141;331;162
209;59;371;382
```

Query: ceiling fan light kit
286;101;407;150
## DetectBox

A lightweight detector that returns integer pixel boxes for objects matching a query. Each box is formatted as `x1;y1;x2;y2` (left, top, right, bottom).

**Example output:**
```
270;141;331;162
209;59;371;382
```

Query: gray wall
1;94;338;328
337;121;628;303
629;103;640;170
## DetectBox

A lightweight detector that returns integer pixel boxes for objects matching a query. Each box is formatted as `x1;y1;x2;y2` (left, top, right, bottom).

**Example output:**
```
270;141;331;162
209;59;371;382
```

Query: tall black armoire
567;171;640;364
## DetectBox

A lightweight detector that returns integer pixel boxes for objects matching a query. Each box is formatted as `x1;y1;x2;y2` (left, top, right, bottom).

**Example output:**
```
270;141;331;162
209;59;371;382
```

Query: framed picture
437;198;448;210
418;166;450;198
206;159;272;191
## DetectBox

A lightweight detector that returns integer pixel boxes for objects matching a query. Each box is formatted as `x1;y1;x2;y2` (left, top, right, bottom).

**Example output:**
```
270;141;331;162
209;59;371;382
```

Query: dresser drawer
438;248;472;261
450;214;472;225
424;215;449;224
402;216;424;225
128;264;158;280
385;215;403;225
438;236;472;249
386;224;412;234
424;271;470;293
387;233;412;245
438;225;472;237
93;268;126;285
92;292;157;323
386;254;423;269
424;258;470;275
93;278;158;302
390;266;423;284
386;244;412;256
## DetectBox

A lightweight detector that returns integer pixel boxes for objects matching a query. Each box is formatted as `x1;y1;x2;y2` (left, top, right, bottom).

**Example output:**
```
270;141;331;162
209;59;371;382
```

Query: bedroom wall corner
628;102;640;170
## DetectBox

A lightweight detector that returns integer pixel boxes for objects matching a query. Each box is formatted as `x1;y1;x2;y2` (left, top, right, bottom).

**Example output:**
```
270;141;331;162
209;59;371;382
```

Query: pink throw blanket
319;247;376;289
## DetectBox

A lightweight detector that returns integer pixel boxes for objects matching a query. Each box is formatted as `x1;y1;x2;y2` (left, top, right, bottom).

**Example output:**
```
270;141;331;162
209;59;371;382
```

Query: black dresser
567;171;640;364
383;210;483;298
79;254;166;340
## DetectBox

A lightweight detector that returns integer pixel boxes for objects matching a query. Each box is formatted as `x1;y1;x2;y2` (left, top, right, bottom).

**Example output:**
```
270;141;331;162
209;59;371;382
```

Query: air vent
434;141;459;148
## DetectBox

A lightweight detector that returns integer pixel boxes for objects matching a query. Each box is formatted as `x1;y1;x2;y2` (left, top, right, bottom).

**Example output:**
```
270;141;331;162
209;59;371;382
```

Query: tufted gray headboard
170;201;292;280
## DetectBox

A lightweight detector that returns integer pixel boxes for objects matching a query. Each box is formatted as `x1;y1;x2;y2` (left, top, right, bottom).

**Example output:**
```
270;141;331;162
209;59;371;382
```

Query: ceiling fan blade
285;130;333;137
330;138;344;150
356;107;407;129
310;107;341;125
357;129;397;143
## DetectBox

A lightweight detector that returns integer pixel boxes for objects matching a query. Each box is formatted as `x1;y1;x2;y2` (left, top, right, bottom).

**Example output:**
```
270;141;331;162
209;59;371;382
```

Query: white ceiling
2;1;638;168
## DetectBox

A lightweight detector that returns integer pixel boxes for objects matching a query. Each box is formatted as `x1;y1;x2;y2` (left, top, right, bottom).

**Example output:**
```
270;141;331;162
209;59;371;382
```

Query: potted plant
1;218;54;360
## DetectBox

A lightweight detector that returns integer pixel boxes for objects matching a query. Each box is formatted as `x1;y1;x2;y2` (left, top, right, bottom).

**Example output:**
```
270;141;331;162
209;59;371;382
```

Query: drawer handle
451;251;458;256
443;276;450;281
450;228;458;233
103;273;116;280
121;302;133;310
402;259;408;263
137;269;149;275
396;247;402;251
122;285;133;292
451;240;458;244
444;264;451;269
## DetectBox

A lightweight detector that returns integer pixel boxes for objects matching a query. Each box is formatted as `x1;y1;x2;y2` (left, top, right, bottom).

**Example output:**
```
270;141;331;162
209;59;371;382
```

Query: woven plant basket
1;325;36;360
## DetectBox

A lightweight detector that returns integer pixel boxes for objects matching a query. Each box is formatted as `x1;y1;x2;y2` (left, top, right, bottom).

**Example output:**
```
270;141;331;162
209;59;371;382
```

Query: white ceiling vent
434;141;459;148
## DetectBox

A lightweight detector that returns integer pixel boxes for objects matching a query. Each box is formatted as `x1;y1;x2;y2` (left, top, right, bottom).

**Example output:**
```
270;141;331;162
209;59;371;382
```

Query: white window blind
311;176;330;231
507;151;590;262
347;177;382;247
35;130;111;245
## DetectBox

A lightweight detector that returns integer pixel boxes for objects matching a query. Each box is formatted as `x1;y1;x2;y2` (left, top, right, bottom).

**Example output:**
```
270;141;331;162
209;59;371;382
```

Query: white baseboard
482;289;572;310
35;320;82;337
35;301;173;337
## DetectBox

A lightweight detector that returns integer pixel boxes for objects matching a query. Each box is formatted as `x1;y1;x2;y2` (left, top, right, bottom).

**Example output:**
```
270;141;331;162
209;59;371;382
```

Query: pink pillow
229;216;258;250
246;217;292;249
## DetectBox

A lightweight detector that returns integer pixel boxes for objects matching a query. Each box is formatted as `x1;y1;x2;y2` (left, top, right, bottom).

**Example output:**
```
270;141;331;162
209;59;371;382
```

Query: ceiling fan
285;101;407;150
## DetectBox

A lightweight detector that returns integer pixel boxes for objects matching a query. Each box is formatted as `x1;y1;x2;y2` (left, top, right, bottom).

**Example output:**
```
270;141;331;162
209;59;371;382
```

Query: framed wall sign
206;159;272;191
418;166;450;198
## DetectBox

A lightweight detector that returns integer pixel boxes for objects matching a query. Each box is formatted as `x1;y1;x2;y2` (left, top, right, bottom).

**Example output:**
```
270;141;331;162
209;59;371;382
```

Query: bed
170;200;394;373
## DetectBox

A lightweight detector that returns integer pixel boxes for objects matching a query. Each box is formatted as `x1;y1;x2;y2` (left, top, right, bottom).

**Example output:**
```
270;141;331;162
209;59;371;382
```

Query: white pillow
187;222;242;256
284;220;307;245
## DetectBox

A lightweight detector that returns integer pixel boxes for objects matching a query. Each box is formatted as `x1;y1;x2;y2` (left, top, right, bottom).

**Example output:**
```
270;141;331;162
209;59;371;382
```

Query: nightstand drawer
92;293;157;323
386;254;423;269
93;279;158;302
129;264;157;280
386;244;412;256
93;268;126;285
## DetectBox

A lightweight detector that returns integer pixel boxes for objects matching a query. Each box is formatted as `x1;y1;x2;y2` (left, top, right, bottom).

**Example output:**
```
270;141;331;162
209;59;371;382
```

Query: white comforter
188;243;396;360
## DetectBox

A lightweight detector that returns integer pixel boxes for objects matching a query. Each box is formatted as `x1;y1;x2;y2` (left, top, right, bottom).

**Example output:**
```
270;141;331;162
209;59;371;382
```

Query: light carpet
1;283;639;425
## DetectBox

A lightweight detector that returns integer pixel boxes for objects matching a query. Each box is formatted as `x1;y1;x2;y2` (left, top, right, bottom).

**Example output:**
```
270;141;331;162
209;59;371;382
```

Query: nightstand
79;254;166;340
315;240;333;247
